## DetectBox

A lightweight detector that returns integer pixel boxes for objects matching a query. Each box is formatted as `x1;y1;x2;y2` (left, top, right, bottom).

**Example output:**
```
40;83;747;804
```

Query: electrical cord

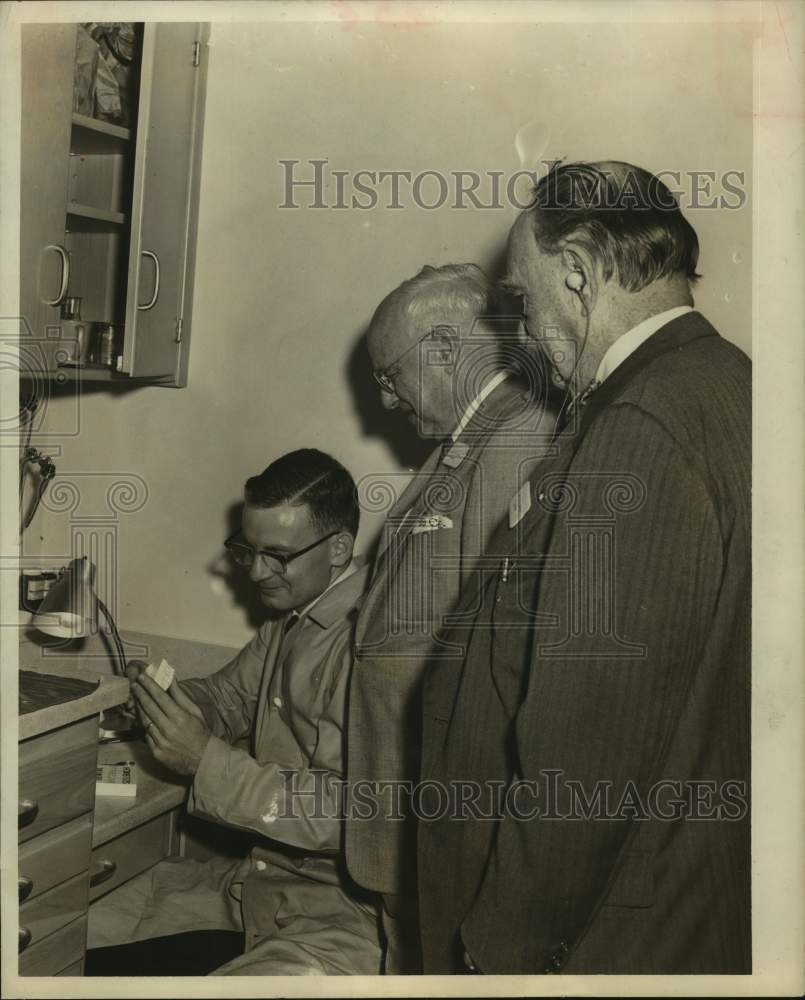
555;305;593;428
97;597;127;677
20;454;56;533
19;399;38;502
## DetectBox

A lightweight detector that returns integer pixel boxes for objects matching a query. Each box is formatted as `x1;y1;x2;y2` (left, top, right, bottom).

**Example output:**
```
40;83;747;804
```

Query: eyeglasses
224;530;340;575
372;326;456;394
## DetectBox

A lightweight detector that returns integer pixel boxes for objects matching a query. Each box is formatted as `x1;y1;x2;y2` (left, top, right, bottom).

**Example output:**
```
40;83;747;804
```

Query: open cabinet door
20;24;77;371
122;23;206;384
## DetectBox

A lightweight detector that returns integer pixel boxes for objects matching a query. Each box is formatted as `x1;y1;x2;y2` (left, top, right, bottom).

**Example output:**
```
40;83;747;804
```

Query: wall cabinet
20;22;208;388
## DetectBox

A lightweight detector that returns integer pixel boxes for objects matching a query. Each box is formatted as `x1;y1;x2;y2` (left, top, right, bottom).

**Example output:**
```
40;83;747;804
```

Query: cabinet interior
62;25;143;341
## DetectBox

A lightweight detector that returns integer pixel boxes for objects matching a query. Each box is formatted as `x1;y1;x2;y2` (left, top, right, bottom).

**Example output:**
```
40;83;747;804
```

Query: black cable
19;400;38;502
97;597;127;677
20;459;55;533
21;471;52;531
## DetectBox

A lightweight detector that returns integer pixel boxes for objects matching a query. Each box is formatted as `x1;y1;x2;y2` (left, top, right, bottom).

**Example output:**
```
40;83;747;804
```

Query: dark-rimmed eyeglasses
224;530;340;575
372;326;456;394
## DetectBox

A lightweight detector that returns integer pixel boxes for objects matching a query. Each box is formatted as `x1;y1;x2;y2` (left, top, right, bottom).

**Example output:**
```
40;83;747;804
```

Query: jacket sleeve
460;403;725;973
178;621;275;744
186;621;353;853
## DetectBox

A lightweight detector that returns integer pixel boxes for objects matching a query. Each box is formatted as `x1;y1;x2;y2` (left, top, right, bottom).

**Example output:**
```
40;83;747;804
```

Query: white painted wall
25;18;754;648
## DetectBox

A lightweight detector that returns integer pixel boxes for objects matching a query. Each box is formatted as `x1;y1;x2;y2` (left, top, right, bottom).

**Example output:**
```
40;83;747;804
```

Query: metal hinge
175;318;183;344
192;42;200;68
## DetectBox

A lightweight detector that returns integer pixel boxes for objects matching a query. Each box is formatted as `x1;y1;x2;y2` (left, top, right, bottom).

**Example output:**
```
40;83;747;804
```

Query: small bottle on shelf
59;297;90;366
96;324;118;366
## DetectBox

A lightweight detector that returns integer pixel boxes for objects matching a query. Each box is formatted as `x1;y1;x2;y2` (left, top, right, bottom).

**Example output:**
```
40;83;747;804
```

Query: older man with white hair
346;263;556;972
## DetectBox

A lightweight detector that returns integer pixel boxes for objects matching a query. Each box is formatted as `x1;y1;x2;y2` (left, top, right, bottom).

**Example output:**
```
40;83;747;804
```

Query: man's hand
134;674;211;777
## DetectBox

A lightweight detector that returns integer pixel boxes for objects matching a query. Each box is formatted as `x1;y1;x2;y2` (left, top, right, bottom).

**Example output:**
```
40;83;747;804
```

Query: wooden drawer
19;716;97;843
89;811;175;902
18;813;93;904
19;915;87;977
20;869;89;953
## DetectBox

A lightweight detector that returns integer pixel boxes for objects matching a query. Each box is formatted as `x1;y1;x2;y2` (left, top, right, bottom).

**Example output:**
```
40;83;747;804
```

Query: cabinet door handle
137;250;160;310
18;798;39;829
18;875;34;902
41;244;70;306
19;926;32;953
89;858;118;887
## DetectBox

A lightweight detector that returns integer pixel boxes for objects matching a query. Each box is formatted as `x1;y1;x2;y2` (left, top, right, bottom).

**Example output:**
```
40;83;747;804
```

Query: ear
431;324;459;366
560;244;598;316
329;531;354;569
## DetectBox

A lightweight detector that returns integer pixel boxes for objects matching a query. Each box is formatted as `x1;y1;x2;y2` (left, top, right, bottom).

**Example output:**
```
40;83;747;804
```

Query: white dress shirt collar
450;370;511;442
297;558;357;620
594;306;694;384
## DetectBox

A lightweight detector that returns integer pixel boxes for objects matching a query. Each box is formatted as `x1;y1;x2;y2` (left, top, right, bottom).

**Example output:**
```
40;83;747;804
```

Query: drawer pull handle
18;799;39;829
137;250;160;310
41;244;70;306
19;926;32;953
89;858;118;887
18;876;33;902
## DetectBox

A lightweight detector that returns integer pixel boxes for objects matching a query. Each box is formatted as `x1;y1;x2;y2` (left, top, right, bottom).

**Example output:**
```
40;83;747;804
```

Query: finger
134;682;173;732
169;682;205;719
125;659;148;683
144;720;166;747
136;674;186;724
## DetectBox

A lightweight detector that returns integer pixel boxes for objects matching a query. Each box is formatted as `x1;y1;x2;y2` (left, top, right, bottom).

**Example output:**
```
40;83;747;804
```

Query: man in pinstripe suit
417;162;751;973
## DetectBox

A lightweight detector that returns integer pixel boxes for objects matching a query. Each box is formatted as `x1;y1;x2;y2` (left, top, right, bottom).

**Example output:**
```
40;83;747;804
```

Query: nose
248;554;275;585
380;387;399;410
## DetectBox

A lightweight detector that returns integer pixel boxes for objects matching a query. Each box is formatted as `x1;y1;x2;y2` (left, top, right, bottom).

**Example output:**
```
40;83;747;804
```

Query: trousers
87;850;383;976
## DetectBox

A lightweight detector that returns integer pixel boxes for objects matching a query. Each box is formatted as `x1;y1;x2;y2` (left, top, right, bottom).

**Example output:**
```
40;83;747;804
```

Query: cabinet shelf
71;113;131;153
54;364;120;382
66;202;127;231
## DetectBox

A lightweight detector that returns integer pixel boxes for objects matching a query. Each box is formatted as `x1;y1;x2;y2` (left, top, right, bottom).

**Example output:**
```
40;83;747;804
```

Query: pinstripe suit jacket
418;311;752;973
346;376;555;896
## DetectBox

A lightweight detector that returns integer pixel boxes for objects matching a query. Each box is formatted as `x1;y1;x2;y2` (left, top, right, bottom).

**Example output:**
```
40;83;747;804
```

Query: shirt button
254;860;267;871
273;696;283;708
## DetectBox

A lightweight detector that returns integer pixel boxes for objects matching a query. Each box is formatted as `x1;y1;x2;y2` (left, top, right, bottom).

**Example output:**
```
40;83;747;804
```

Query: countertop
18;660;188;845
18;666;129;741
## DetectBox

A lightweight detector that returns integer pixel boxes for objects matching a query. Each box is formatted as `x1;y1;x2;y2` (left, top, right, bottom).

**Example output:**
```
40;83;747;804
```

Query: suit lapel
375;444;443;558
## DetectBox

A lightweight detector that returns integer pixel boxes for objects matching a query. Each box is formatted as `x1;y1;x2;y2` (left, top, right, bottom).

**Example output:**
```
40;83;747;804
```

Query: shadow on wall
207;500;275;633
345;326;432;471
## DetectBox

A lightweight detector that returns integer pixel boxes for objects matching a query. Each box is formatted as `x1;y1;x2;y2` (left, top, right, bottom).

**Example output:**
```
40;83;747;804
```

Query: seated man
86;448;383;976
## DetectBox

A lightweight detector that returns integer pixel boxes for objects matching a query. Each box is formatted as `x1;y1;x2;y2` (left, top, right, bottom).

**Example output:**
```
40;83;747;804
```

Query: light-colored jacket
346;375;555;896
185;562;370;864
87;562;384;973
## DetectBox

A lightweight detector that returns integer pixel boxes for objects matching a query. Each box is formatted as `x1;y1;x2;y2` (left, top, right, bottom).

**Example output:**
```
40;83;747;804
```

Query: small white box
96;761;137;797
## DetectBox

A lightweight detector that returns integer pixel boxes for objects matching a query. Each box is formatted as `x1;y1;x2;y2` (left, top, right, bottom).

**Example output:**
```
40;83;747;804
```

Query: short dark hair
527;161;701;292
244;448;360;537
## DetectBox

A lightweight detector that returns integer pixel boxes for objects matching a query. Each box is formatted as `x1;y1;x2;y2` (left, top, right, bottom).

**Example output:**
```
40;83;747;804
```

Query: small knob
89;858;118;888
18;875;34;902
18;798;39;829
